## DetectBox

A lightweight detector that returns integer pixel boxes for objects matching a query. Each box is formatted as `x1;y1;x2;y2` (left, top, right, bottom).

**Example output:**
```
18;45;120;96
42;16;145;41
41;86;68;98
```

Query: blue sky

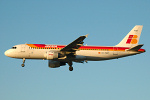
0;0;150;100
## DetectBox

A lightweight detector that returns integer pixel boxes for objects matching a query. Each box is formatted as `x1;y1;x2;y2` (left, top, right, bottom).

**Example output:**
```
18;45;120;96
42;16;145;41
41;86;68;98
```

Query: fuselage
5;44;145;62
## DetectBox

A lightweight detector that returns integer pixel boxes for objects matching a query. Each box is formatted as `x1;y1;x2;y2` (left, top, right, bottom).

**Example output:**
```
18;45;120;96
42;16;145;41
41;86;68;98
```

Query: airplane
4;25;145;71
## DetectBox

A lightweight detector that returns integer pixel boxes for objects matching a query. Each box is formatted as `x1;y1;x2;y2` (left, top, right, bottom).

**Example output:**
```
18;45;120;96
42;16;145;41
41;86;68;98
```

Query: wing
127;44;144;51
60;34;88;53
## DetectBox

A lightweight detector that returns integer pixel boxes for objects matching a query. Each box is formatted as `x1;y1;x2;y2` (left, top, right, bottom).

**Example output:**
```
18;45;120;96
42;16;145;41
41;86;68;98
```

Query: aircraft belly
76;50;115;61
76;50;138;61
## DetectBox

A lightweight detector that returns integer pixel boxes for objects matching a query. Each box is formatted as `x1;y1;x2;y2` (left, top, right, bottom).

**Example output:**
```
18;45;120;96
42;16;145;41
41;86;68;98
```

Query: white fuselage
5;44;143;62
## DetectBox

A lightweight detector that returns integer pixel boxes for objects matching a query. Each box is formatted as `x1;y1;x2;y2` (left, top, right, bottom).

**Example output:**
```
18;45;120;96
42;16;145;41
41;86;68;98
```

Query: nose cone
4;49;12;57
4;50;9;56
4;49;16;58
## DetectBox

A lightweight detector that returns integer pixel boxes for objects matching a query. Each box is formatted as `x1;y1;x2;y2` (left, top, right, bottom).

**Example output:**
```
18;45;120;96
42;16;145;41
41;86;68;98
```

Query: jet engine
45;51;64;60
48;60;66;68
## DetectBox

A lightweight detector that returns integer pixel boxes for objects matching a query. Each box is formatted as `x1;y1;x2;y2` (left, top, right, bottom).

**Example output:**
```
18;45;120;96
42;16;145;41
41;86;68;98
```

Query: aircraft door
21;45;25;52
113;47;118;55
29;49;34;58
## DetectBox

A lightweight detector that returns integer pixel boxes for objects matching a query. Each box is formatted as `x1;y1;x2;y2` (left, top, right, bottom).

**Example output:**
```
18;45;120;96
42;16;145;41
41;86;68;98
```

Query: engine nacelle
45;51;58;60
48;60;66;68
45;51;65;60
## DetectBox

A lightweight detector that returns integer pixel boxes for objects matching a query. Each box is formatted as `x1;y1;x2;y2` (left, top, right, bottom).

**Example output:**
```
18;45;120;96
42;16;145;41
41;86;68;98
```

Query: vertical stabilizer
116;25;143;47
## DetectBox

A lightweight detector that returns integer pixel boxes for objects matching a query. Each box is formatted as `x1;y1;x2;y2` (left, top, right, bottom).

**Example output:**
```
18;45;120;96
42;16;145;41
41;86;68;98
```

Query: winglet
85;34;89;38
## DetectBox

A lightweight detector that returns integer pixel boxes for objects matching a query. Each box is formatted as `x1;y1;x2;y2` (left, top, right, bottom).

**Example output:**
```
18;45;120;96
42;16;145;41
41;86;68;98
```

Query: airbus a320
5;25;146;71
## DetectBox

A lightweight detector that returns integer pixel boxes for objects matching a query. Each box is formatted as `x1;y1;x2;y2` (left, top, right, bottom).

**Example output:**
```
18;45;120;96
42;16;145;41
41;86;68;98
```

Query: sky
0;0;150;100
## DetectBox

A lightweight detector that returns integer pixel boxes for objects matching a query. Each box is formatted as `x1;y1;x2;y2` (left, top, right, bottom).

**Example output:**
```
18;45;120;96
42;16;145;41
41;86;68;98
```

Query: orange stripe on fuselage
26;44;37;47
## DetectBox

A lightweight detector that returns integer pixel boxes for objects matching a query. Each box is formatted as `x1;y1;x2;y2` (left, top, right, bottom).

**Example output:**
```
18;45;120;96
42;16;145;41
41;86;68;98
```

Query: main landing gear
21;58;25;67
68;61;73;71
69;66;73;71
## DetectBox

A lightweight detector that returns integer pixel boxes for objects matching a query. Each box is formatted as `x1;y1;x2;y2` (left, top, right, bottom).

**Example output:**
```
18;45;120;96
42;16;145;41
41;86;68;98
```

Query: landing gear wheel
21;64;25;67
69;66;73;71
68;61;73;71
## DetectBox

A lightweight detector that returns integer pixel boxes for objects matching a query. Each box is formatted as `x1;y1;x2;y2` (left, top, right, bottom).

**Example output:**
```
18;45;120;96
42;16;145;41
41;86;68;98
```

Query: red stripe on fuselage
27;44;145;52
34;44;46;47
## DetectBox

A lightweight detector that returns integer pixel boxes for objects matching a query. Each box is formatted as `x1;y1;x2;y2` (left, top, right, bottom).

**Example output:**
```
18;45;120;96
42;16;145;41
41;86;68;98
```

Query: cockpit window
12;47;17;49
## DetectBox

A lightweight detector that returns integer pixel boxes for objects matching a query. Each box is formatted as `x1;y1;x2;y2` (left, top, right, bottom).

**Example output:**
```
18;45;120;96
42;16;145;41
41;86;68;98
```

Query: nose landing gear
21;58;25;67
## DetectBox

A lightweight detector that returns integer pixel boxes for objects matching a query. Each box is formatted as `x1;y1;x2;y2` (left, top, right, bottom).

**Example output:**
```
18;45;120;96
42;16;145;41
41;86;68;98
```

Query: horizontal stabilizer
127;44;143;51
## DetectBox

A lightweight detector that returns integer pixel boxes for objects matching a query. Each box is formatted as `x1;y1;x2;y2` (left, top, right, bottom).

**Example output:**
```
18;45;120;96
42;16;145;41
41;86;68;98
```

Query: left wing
60;34;88;53
127;44;144;51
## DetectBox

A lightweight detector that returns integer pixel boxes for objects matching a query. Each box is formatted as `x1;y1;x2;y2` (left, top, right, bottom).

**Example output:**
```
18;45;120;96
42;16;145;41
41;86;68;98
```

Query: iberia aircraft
5;25;145;71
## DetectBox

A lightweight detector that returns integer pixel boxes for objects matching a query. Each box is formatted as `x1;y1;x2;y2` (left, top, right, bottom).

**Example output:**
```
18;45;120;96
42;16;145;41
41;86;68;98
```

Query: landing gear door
113;47;118;55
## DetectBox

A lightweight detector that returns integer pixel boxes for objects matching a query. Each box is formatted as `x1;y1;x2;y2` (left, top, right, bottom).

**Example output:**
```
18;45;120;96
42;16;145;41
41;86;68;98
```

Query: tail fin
116;25;143;47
